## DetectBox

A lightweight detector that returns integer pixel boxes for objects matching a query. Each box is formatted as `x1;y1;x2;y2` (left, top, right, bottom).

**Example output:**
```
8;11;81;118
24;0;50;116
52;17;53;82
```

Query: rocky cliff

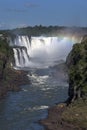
66;35;87;102
0;34;29;99
60;36;87;129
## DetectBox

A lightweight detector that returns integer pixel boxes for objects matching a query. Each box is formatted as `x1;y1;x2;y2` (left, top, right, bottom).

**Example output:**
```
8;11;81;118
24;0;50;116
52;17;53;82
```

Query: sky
0;0;87;29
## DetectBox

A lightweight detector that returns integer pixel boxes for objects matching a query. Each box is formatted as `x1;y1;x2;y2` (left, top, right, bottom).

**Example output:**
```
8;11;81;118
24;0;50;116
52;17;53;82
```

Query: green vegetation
62;36;87;129
10;25;67;36
2;25;86;36
67;36;87;101
0;37;12;57
0;35;13;79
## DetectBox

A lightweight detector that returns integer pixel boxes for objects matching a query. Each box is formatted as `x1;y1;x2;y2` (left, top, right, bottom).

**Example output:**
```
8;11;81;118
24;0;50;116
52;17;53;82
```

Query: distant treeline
0;25;87;37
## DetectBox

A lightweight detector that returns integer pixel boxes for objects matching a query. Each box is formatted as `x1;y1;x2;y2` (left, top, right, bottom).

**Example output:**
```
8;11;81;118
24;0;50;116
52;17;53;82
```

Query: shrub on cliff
61;36;87;129
66;36;87;101
0;36;13;59
0;36;14;79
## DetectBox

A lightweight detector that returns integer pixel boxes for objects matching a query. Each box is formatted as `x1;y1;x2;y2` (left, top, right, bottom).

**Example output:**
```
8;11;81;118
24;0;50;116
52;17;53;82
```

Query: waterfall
11;35;77;68
13;48;20;67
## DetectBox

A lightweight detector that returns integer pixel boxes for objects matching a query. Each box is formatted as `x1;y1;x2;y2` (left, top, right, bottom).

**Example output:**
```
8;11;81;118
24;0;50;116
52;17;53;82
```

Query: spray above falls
10;35;77;68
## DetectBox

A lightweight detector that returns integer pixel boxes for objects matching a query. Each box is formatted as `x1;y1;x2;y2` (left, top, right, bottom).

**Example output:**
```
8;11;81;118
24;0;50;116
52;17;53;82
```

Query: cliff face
0;35;29;98
0;35;13;76
62;40;87;129
66;36;87;102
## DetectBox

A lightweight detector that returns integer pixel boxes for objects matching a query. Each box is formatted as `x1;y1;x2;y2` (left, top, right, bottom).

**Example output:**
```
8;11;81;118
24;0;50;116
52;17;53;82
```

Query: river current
0;65;68;130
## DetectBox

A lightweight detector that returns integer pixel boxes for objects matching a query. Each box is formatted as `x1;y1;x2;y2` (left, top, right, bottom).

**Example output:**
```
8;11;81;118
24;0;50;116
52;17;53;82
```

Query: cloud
0;23;7;29
24;2;39;8
0;22;28;30
0;22;16;30
17;24;28;28
4;2;39;13
6;8;26;13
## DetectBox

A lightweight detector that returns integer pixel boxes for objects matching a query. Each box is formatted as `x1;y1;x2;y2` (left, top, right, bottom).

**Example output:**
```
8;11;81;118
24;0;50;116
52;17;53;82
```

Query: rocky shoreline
0;68;30;99
40;102;87;130
40;103;80;130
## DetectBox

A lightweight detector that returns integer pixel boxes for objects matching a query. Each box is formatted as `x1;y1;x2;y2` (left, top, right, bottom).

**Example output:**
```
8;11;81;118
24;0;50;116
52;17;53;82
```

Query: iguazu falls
0;27;85;130
11;36;77;68
0;0;87;130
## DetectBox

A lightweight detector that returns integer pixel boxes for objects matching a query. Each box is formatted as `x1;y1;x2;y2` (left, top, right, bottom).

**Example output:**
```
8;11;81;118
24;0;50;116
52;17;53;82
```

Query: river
0;64;68;130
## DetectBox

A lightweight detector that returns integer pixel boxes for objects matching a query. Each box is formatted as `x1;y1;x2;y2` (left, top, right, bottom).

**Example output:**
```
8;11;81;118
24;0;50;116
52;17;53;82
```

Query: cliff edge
41;36;87;130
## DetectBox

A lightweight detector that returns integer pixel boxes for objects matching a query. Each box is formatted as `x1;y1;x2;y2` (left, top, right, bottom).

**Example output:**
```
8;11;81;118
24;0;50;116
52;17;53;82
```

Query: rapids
0;66;69;130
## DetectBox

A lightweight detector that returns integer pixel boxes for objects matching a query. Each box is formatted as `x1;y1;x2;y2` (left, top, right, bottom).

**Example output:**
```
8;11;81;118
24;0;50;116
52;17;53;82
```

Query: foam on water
24;106;49;112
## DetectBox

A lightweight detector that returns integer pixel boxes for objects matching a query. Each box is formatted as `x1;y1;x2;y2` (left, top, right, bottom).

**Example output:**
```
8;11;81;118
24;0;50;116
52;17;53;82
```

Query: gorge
0;27;87;130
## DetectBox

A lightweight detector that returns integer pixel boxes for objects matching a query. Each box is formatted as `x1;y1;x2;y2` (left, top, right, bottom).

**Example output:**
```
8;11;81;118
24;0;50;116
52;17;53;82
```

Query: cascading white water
19;49;24;66
11;36;77;68
22;49;29;66
13;48;20;67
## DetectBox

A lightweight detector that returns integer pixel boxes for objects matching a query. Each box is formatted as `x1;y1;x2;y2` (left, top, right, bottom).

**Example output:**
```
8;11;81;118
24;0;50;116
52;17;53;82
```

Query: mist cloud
24;2;39;8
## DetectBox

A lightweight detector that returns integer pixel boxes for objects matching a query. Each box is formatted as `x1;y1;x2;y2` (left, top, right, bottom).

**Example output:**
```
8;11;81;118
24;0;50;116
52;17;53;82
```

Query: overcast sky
0;0;87;29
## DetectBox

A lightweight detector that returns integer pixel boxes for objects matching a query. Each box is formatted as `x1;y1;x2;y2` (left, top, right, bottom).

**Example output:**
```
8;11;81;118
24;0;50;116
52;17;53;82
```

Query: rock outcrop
66;35;87;102
0;34;29;99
